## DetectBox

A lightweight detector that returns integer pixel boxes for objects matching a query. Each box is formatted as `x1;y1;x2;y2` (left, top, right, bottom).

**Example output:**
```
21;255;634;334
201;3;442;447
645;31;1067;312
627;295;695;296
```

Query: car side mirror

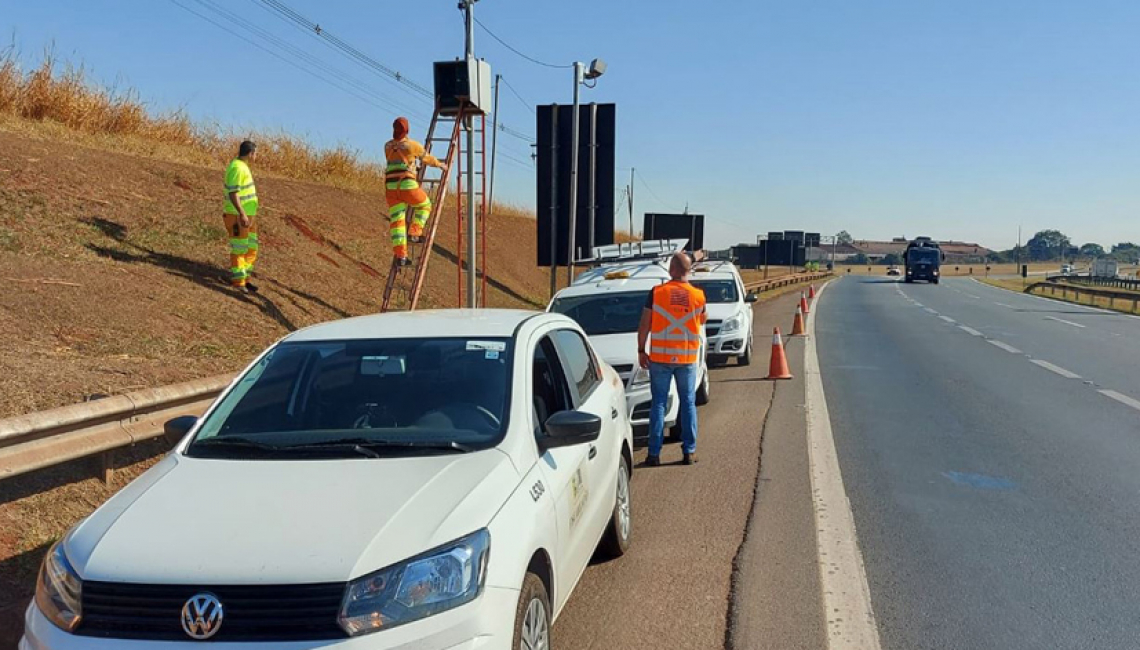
164;415;198;447
540;410;602;451
745;292;759;303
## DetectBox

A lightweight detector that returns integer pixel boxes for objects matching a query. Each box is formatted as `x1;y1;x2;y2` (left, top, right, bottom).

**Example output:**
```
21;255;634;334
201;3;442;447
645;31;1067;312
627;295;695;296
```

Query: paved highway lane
817;277;1140;650
555;290;825;650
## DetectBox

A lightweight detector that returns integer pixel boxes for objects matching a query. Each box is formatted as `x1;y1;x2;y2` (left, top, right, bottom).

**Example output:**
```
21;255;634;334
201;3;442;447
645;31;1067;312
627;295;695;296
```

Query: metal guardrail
745;271;832;293
1047;274;1140;292
0;374;233;481
1026;281;1140;313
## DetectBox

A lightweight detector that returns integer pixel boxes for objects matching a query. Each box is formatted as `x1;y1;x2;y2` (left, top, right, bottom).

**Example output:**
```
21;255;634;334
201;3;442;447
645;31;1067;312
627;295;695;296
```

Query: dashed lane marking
938;315;956;323
1099;390;1140;412
805;281;884;650
924;307;938;314
965;293;981;299
987;340;1022;354
1044;316;1086;329
959;326;983;336
1029;359;1082;379
994;302;1014;309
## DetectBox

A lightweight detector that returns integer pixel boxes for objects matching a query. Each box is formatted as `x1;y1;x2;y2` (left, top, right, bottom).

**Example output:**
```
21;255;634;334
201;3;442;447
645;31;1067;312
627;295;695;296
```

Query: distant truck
1093;259;1118;278
904;237;944;284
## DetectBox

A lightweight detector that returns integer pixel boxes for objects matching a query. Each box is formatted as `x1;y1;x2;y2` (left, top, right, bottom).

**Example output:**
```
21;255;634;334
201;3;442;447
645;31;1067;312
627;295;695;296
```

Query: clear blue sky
6;0;1140;250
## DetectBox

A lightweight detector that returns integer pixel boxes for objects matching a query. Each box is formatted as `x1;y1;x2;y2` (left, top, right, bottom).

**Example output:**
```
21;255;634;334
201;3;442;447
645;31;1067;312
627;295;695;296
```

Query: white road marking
924;307;938;314
959;326;983;336
965;293;981;299
1099;389;1140;412
804;282;883;650
1044;316;1086;329
913;302;925;308
994;302;1014;309
987;340;1022;354
1029;360;1082;379
938;315;956;323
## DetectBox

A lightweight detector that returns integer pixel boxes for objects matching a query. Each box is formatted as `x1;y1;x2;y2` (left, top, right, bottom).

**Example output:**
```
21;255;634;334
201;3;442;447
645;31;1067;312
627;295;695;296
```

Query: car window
533;336;574;432
552;329;601;403
549;291;649;335
691;279;739;303
186;337;513;458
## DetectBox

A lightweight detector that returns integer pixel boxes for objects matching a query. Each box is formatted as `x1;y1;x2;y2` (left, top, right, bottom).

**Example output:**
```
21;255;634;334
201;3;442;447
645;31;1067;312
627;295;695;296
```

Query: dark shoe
644;455;661;468
233;284;250;294
682;453;698;465
409;235;424;244
244;281;259;293
395;257;412;268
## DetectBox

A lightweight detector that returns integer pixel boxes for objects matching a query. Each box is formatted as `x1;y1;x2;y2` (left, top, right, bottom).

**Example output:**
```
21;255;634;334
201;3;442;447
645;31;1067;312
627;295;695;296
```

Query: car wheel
513;573;551;650
695;369;710;405
598;454;632;558
739;336;753;366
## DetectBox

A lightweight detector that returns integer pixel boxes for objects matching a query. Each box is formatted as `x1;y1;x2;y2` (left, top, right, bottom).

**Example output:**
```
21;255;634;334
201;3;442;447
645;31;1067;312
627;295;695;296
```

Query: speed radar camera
585;58;607;80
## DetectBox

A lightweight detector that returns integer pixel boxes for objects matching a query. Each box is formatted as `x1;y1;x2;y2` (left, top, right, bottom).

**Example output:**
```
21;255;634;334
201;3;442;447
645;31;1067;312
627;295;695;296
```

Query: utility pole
628;167;635;238
461;0;478;307
566;61;583;286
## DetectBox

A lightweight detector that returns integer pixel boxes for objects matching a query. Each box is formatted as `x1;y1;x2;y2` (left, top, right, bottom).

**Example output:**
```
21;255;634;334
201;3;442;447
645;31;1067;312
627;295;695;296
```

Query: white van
548;248;710;438
689;261;756;366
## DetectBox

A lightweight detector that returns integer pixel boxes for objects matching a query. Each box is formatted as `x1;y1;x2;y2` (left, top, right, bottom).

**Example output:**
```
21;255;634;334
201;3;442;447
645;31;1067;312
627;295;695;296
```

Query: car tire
739;336;753;366
513;573;551;650
695;369;710;406
598;454;632;558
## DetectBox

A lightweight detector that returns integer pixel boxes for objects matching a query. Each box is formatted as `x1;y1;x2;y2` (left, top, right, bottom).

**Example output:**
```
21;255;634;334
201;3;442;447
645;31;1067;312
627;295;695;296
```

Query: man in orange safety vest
637;252;707;467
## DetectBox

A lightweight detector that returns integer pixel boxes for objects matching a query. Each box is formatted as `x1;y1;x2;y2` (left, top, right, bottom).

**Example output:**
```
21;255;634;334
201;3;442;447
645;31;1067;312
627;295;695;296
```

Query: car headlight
722;316;742;333
339;529;490;636
35;540;82;632
630;367;650;386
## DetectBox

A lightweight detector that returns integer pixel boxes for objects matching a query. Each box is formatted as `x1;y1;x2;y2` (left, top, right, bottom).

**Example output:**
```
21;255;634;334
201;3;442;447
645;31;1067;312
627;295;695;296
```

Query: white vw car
23;310;633;650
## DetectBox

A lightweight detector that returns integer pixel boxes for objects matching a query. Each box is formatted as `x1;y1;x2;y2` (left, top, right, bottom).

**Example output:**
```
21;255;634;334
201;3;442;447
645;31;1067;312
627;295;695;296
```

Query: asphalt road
554;290;825;650
817;277;1140;649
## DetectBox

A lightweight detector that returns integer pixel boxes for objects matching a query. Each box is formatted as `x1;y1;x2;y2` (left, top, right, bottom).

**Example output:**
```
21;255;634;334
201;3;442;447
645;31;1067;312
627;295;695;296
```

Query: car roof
573;261;673;286
285;309;549;342
552;277;665;300
691;262;742;280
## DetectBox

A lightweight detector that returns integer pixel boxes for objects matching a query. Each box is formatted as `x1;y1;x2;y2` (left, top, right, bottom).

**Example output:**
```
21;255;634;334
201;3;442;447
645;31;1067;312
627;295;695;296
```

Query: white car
548;263;711;438
23;310;633;650
689;261;756;366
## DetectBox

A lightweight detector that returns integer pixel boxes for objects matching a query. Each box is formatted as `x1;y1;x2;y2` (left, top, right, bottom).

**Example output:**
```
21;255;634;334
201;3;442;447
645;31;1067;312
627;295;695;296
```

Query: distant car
1061;264;1074;275
23;309;634;650
887;266;901;276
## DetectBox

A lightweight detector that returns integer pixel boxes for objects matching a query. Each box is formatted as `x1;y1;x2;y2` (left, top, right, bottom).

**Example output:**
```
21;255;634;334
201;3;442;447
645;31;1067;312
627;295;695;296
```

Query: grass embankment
980;278;1140;315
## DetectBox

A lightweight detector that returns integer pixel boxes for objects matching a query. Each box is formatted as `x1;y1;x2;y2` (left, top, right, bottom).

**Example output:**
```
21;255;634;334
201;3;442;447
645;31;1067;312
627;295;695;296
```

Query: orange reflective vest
648;280;706;365
384;137;440;182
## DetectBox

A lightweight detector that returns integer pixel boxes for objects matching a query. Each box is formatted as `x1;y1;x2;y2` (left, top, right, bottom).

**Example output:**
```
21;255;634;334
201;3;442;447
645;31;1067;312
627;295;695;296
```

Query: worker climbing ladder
380;104;488;312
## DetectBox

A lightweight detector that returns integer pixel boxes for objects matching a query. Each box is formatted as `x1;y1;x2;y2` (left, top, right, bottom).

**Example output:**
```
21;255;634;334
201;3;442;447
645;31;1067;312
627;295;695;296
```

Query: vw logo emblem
181;593;224;640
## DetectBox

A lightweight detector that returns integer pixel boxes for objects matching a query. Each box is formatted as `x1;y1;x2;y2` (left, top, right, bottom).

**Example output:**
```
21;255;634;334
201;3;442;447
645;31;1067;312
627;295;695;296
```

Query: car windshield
909;249;939;263
185;337;513;459
691;279;739;303
550;291;648;335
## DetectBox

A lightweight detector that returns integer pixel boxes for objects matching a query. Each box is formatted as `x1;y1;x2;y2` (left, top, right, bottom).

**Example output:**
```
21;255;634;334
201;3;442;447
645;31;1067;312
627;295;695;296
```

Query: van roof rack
582;239;690;266
693;259;735;274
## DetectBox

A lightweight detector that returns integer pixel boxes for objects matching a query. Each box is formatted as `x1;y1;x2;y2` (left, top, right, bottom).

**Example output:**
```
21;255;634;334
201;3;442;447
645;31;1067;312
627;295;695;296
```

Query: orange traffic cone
766;327;793;380
808;284;816;300
800;292;811;315
790;305;806;336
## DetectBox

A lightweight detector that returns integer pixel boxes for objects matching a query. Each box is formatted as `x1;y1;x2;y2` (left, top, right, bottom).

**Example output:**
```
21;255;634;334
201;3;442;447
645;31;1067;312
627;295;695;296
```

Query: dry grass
0;49;395;192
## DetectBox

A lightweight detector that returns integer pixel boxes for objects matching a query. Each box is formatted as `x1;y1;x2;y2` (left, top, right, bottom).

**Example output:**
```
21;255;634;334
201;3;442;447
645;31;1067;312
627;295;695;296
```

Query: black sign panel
805;232;821;248
536;103;616;267
731;240;804;269
642;213;705;251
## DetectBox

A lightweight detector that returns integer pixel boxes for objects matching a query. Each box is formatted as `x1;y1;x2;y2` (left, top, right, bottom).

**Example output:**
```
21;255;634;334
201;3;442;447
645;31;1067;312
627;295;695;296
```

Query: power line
472;16;573;69
168;0;422;118
499;75;536;115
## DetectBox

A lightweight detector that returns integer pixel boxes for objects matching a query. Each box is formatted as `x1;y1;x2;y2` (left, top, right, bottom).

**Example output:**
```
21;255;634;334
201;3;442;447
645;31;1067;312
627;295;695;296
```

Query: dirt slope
0;128;548;418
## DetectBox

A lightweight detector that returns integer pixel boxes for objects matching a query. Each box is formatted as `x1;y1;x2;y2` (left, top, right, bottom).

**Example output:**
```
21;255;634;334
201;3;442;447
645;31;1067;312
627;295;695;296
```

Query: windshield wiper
187;436;284;453
287;438;475;454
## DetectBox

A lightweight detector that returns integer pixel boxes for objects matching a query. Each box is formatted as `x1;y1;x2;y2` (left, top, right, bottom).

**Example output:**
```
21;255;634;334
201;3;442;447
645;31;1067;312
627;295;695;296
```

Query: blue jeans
648;362;698;457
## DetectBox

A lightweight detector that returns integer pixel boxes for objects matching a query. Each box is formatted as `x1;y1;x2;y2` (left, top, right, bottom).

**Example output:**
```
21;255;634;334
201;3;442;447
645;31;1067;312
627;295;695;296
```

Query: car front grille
632;395;673;420
705;320;723;337
77;580;347;641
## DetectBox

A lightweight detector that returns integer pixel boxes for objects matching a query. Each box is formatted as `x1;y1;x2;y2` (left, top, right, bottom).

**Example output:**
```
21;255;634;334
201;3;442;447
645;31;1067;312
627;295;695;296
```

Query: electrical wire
472;16;573;69
499;75;536;115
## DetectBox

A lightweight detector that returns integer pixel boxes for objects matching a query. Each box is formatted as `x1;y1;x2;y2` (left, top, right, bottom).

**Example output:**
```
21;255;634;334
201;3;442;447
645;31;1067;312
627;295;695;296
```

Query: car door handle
611;407;619;420
588;445;598;460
